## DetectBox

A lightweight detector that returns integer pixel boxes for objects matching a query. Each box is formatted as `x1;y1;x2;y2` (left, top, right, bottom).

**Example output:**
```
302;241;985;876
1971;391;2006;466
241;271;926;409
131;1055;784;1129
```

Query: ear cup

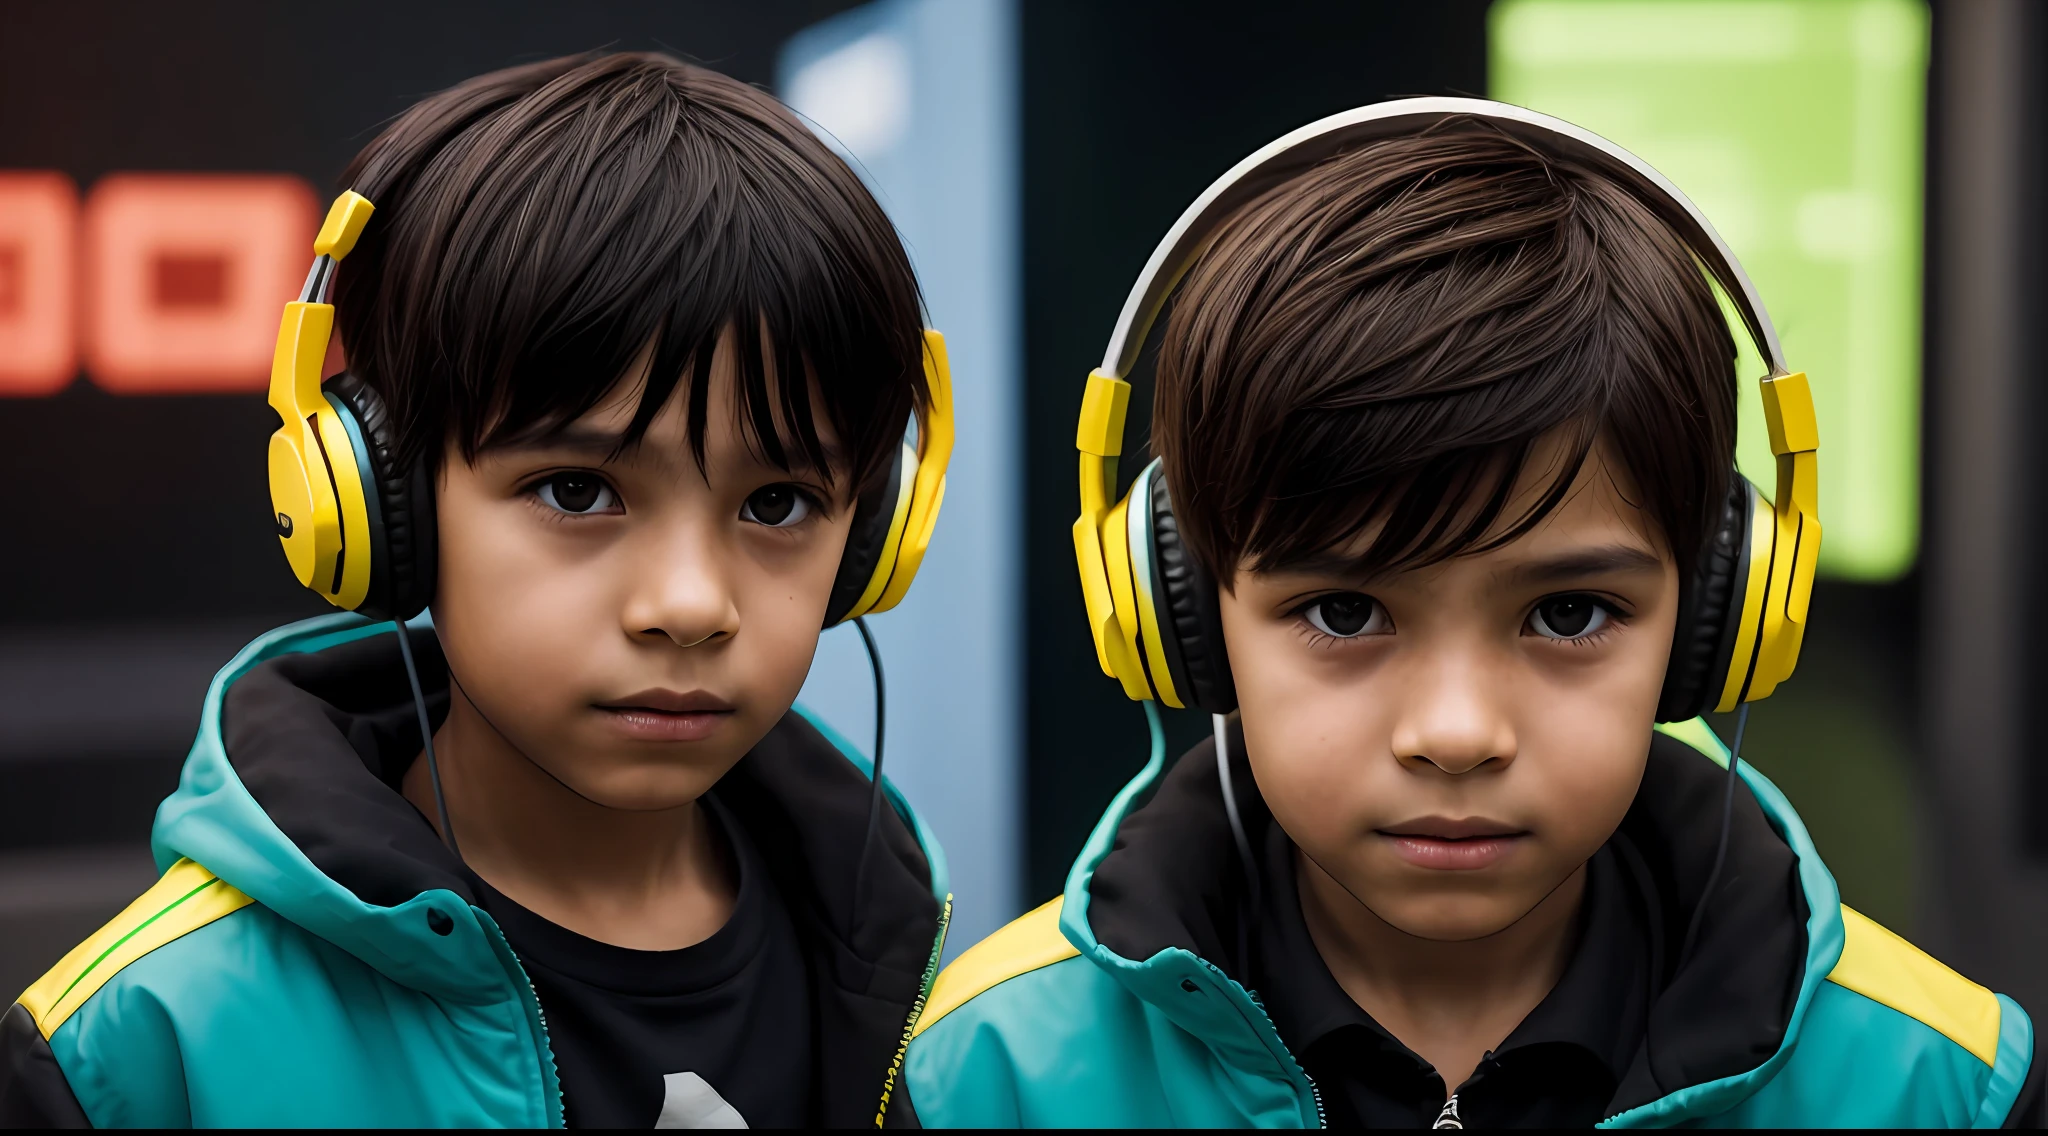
1148;470;1238;713
1655;470;1755;722
322;372;436;622
826;443;910;626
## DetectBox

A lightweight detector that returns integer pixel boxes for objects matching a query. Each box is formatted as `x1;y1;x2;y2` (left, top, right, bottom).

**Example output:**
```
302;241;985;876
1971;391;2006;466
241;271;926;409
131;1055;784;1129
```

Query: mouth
1375;816;1529;870
593;689;737;742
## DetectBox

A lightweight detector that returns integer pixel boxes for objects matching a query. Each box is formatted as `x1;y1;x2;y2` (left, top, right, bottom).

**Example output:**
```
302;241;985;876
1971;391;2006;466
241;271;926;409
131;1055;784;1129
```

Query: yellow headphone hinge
266;192;377;612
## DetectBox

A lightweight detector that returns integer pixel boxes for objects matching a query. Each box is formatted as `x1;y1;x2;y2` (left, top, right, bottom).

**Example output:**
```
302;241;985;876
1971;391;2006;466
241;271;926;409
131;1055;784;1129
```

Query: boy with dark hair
901;101;2040;1128
0;52;952;1128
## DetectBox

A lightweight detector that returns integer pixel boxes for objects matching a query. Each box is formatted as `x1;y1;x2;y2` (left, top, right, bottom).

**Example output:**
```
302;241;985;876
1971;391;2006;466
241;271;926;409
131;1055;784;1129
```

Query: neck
1295;849;1585;1092
400;679;736;951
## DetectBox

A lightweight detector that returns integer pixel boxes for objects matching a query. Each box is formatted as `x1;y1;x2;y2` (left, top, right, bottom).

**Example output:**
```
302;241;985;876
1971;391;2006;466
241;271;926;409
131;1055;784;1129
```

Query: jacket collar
153;612;949;1022
1058;711;1843;1126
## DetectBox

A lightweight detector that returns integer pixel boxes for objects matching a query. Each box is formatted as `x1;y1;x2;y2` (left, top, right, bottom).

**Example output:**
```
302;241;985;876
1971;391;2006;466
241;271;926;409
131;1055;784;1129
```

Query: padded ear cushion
826;443;908;626
323;372;436;621
1149;471;1237;714
1656;470;1753;722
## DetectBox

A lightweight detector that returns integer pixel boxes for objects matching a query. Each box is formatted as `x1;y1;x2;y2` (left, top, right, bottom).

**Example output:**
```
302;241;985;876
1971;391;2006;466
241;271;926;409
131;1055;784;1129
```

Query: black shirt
1250;820;1656;1129
473;794;813;1129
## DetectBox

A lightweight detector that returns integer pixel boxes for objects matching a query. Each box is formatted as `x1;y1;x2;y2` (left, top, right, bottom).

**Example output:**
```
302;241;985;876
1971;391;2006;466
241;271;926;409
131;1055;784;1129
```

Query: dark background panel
2015;0;2048;855
1920;0;2048;1011
1018;0;1493;902
0;0;859;630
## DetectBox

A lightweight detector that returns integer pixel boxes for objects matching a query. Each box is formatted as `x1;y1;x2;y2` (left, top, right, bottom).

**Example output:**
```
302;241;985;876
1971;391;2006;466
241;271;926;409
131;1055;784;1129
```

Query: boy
901;102;2040;1127
0;53;950;1128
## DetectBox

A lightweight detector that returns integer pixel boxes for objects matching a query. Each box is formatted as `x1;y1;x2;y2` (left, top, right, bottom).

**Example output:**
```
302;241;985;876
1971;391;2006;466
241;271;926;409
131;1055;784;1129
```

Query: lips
1376;816;1528;870
594;689;736;742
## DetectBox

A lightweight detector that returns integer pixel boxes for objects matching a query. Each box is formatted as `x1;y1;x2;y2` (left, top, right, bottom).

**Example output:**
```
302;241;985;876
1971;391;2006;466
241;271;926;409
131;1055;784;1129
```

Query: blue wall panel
780;0;1022;959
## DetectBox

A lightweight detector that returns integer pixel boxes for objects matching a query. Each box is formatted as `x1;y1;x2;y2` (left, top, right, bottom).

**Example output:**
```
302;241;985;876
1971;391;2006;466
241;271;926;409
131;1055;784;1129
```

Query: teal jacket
0;614;951;1128
903;716;2035;1128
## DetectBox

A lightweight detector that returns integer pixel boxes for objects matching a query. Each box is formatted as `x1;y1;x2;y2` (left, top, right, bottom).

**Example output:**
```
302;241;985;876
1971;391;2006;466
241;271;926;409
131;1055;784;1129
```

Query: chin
1370;892;1534;943
556;763;725;812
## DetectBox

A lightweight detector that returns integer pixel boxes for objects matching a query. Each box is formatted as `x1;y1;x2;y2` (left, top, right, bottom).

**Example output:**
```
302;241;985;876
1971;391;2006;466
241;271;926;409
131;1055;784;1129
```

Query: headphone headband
1098;97;1787;381
1072;97;1821;717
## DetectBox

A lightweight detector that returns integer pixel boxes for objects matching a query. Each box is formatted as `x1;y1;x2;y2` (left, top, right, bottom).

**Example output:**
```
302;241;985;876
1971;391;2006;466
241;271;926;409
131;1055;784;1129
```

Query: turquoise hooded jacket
0;614;951;1128
902;715;2033;1128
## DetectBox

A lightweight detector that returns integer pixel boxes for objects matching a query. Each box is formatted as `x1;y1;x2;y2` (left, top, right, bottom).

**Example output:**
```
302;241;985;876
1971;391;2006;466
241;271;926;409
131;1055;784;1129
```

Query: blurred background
1;0;2042;1014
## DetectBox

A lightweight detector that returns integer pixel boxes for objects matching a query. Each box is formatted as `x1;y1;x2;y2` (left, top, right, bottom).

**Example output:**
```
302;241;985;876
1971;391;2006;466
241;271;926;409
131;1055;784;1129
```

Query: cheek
1234;666;1386;821
1519;592;1676;765
1222;603;1393;838
1525;726;1649;844
727;545;838;701
430;481;616;710
1217;590;1331;723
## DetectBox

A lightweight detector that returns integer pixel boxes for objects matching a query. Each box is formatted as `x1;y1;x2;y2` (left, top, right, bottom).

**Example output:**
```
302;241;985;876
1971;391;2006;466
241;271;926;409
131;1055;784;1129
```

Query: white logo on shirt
654;1072;748;1129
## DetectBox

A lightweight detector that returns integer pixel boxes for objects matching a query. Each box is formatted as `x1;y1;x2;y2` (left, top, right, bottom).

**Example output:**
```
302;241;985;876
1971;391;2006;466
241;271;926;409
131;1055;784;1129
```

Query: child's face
429;339;856;811
1218;435;1679;941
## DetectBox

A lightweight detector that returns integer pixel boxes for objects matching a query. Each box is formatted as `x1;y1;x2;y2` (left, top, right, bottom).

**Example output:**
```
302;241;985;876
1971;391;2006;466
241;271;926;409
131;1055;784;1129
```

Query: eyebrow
1277;550;1390;582
1272;542;1664;586
491;421;850;476
1504;544;1665;586
494;423;635;458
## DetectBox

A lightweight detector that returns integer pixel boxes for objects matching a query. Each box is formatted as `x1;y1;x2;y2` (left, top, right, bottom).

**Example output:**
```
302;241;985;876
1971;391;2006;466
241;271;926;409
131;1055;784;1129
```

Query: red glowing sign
0;172;80;395
0;171;316;396
82;174;317;394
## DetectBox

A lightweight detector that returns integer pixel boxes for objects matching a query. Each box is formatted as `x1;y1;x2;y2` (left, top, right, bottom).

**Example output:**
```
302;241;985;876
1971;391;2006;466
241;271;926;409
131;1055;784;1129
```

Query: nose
619;522;740;650
1387;647;1516;776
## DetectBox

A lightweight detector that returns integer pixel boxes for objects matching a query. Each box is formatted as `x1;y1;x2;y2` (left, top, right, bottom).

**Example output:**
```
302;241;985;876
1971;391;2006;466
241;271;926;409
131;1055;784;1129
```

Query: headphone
1073;98;1820;723
267;190;954;626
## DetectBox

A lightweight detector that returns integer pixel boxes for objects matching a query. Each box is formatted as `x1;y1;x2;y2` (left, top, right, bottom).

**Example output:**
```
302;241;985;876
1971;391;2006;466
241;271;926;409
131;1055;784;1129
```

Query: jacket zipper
523;972;562;1127
872;895;952;1128
480;916;566;1129
1207;961;1325;1128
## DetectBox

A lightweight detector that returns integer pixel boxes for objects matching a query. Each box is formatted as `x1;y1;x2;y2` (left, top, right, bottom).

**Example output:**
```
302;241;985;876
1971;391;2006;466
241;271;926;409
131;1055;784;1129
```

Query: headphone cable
852;616;888;902
1211;711;1265;976
1677;702;1748;965
395;619;461;860
1214;713;1262;912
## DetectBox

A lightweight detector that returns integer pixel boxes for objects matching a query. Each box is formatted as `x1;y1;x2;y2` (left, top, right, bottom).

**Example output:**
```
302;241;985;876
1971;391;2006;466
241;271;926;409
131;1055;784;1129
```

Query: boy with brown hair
0;52;951;1127
900;101;2039;1128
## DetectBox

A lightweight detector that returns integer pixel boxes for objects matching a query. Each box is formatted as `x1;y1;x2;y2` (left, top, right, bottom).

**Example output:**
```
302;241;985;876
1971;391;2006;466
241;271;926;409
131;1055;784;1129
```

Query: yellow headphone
267;191;954;623
1073;98;1820;721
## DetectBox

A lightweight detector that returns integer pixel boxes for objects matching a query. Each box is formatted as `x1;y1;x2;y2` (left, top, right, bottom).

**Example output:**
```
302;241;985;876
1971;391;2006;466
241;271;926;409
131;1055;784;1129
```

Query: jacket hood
1056;711;1842;1126
153;612;949;1042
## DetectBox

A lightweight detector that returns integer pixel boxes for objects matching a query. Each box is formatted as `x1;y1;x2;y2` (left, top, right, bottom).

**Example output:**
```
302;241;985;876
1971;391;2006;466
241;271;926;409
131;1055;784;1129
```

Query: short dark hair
335;51;926;496
1154;123;1738;582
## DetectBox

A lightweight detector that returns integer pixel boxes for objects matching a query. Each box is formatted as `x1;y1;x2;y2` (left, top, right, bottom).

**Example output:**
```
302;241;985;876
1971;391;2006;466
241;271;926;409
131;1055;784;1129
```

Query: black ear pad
1149;471;1238;714
323;372;437;622
826;443;908;626
1656;470;1754;722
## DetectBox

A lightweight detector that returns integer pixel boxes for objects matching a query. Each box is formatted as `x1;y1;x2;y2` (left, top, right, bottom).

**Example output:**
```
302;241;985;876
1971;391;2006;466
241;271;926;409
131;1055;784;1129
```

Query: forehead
1497;438;1663;555
1286;434;1669;585
513;333;844;470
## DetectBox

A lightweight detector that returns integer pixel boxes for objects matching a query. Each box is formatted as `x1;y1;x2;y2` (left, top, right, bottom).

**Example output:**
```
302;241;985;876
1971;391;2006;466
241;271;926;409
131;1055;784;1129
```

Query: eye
740;484;815;528
1302;593;1390;639
1527;594;1613;641
535;472;619;515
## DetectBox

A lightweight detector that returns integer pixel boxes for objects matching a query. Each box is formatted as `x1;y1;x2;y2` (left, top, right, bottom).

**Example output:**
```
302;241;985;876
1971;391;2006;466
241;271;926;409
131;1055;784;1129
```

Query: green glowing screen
1491;0;1927;580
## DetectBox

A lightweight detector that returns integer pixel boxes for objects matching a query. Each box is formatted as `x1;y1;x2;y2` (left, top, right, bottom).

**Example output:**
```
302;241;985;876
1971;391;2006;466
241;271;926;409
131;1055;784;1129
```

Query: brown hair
1153;123;1738;582
334;51;925;496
